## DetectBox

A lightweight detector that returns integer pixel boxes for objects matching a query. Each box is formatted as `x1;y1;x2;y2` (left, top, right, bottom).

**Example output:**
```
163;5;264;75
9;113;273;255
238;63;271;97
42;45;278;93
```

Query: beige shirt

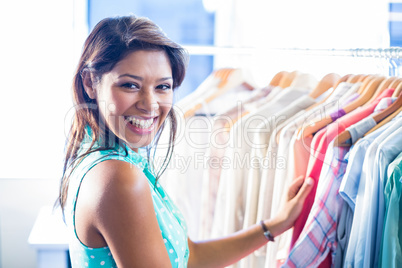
210;86;314;239
240;94;317;268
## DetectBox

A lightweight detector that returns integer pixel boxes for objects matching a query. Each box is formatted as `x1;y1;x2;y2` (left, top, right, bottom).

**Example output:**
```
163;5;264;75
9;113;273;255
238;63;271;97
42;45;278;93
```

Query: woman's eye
156;84;172;91
121;83;139;89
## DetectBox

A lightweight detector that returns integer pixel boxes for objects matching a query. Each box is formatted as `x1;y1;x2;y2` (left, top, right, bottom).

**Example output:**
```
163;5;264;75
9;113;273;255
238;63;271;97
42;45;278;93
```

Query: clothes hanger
299;76;383;139
371;89;402;124
303;74;352;113
220;71;291;130
278;70;300;88
333;127;354;147
177;68;234;110
357;75;369;82
269;71;289;87
361;90;402;138
364;76;398;105
356;75;376;94
340;75;386;111
334;88;400;146
275;73;343;144
334;74;353;88
392;78;402;97
232;71;291;125
182;68;235;117
385;76;400;89
184;68;253;118
308;73;341;99
293;73;363;139
346;74;363;83
334;77;400;147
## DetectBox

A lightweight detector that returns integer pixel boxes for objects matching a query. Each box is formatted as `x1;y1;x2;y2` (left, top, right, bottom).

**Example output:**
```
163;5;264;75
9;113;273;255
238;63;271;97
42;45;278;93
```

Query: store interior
1;0;401;267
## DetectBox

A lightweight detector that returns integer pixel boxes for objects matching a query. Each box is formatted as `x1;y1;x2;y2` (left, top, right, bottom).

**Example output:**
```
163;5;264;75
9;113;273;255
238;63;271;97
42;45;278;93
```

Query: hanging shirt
342;114;402;268
199;85;275;240
288;83;361;197
380;151;402;268
243;94;317;229
210;72;317;268
337;112;402;266
240;94;317;268
290;88;395;252
264;82;360;268
175;73;222;111
334;198;353;268
283;96;397;268
65;129;189;268
283;141;349;268
334;98;397;267
211;86;311;241
348;122;402;267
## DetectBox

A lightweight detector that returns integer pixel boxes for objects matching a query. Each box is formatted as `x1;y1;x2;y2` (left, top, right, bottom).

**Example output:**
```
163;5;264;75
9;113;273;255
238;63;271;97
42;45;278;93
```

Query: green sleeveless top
65;131;189;267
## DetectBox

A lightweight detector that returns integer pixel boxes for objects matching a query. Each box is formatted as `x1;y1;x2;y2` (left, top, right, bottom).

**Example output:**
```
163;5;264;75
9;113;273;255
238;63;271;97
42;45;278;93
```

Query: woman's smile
124;115;158;134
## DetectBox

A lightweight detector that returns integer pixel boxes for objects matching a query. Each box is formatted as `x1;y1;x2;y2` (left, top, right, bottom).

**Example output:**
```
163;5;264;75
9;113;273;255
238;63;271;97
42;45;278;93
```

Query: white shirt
240;94;317;268
211;86;311;241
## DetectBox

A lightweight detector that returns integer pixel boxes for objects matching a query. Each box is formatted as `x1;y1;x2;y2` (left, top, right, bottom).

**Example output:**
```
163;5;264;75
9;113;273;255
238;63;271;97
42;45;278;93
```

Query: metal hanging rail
183;46;402;59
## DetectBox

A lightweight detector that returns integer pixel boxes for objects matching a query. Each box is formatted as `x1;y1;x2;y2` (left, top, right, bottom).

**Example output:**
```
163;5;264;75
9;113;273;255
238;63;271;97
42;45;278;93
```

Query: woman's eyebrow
117;74;173;82
118;74;143;80
158;77;173;82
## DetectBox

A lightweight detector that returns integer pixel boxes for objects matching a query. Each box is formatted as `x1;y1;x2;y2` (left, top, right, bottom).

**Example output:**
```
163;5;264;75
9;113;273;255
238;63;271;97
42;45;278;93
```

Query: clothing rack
183;46;402;59
184;46;402;78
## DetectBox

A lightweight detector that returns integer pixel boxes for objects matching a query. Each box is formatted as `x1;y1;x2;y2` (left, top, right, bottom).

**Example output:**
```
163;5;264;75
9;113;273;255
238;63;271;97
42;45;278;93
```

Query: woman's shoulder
70;142;156;221
76;156;154;231
82;157;150;202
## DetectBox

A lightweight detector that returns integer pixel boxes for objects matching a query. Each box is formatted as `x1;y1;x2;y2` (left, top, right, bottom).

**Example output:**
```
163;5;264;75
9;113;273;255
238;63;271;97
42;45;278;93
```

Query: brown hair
57;15;188;211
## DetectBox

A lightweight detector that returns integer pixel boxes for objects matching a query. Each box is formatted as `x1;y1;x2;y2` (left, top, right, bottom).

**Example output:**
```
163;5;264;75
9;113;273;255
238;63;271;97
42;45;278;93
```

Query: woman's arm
187;176;314;268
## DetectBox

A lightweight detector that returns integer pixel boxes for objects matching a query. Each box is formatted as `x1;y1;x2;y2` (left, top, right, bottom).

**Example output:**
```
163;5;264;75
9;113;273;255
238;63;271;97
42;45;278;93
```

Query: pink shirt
289;88;395;265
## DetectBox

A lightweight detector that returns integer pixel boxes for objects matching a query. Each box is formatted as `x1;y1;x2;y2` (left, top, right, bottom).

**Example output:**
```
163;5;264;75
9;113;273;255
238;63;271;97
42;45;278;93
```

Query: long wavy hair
57;15;188;211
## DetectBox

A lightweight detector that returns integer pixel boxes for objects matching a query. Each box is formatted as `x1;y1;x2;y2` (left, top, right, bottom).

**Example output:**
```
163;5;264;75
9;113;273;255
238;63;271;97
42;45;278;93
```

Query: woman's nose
136;90;159;114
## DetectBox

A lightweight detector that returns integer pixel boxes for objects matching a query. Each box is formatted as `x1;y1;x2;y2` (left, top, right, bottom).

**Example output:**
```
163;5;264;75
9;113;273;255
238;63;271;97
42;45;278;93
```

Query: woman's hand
265;176;314;237
187;176;314;268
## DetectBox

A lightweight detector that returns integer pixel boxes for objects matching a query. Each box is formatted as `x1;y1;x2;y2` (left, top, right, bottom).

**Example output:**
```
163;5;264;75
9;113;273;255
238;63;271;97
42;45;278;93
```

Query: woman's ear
82;70;97;99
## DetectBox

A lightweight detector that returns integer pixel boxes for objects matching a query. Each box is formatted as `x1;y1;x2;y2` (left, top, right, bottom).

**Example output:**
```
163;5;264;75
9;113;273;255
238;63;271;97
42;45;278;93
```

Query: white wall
0;0;82;180
0;179;60;268
0;0;86;267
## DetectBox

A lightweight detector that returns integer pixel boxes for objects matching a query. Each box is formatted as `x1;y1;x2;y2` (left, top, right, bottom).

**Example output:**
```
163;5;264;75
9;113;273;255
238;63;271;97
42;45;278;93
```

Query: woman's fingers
295;177;314;202
287;175;305;199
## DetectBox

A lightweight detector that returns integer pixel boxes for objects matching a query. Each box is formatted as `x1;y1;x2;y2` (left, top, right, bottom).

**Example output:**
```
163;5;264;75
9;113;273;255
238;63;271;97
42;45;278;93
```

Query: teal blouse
65;133;189;267
380;151;402;268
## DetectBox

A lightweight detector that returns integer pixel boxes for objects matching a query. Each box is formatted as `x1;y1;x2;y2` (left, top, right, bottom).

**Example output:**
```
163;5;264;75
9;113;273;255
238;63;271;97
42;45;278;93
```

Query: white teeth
127;117;154;129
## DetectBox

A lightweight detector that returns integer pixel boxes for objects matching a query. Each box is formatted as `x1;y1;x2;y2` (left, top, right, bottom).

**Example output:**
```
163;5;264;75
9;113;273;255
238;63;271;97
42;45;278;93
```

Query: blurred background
0;0;401;267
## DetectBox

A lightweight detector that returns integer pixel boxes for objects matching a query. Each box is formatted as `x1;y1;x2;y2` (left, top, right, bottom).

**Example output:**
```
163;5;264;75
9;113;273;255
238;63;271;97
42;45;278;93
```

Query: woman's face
93;50;174;151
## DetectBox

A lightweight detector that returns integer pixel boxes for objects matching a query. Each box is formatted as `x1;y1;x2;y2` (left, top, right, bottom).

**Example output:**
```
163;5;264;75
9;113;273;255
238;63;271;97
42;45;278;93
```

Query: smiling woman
58;15;189;267
57;14;313;268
